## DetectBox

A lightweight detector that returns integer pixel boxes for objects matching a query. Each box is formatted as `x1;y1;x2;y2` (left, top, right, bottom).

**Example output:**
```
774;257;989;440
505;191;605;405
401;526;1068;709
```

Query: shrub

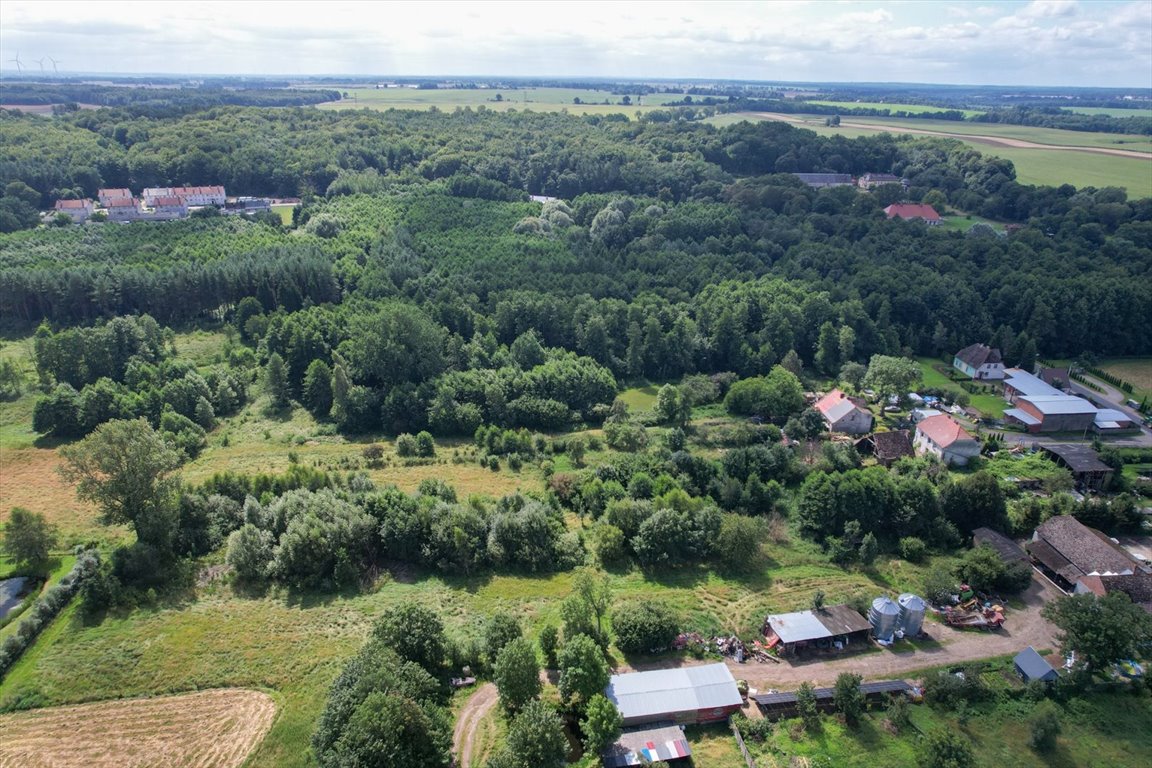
415;431;436;457
612;600;680;655
1028;700;1061;753
899;536;928;563
396;433;418;457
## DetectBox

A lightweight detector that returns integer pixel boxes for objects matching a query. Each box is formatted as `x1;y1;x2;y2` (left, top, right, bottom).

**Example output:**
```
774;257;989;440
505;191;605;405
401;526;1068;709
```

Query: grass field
741;685;1152;768
916;358;1006;419
618;385;660;413
315;87;663;118
805;100;984;118
0;689;277;768
709;113;1152;197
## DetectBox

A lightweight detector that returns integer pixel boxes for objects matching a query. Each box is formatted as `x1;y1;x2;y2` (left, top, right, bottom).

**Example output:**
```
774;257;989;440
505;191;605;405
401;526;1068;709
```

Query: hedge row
0;549;100;679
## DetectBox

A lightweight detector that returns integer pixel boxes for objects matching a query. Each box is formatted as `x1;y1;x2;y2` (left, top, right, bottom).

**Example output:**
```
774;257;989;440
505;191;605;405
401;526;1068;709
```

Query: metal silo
869;596;901;641
898;593;927;637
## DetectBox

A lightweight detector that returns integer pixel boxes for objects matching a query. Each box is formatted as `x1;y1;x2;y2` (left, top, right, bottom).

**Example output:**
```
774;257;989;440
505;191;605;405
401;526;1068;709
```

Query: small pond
0;576;31;618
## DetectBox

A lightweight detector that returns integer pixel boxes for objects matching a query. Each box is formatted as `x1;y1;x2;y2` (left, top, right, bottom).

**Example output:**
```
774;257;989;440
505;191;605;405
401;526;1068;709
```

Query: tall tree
493;637;542;715
501;699;566;768
58;418;181;549
833;672;865;727
863;354;921;404
581;693;622;753
1042;591;1152;673
1;507;59;573
373;603;448;674
558;634;610;711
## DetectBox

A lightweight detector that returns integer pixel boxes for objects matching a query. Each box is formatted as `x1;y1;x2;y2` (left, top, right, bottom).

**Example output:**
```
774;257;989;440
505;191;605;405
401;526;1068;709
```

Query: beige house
913;414;980;466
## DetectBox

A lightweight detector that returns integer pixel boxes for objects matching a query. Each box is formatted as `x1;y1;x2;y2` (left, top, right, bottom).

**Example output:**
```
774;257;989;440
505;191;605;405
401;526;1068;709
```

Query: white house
914;414;981;466
814;389;873;435
148;195;189;220
143;186;226;207
97;188;132;207
53;198;94;223
952;344;1005;380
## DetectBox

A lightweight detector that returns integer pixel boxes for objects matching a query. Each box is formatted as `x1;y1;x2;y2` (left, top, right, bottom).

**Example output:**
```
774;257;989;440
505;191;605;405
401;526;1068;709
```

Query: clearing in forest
0;688;277;768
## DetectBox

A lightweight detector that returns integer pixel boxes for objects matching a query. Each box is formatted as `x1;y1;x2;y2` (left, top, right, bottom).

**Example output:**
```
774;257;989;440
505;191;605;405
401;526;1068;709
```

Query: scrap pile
671;632;778;662
941;596;1005;630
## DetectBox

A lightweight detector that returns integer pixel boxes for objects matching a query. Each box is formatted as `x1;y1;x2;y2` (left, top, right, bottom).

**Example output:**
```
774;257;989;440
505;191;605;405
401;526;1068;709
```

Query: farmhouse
792;173;853;188
97;188;132;207
148;195;189;220
53;198;94;223
762;604;872;655
1037;444;1114;491
753;680;912;719
604;663;743;727
103;196;142;222
1027;515;1149;592
883;203;941;225
913;414;981;466
1014;646;1059;684
601;725;691;767
973;527;1028;565
952;343;1005;380
814;389;873;435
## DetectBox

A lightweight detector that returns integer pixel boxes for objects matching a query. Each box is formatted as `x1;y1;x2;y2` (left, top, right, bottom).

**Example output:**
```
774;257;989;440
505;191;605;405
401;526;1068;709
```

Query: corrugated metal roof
1004;407;1040;425
606;663;741;721
1019;395;1096;415
1004;369;1063;397
766;610;833;644
602;726;691;767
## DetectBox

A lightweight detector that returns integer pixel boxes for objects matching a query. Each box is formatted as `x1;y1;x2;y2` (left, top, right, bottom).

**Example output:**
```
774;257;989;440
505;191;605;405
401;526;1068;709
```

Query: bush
1028;700;1061;752
416;431;436;457
396;433;418;457
612;600;680;654
899;536;928;563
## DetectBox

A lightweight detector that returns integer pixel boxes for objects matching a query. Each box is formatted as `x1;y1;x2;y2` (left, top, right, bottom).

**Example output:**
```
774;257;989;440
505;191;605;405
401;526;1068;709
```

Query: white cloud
0;0;1147;87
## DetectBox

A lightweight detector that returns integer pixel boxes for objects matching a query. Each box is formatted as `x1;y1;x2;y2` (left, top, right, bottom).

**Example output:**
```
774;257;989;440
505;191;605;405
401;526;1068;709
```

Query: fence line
730;717;758;768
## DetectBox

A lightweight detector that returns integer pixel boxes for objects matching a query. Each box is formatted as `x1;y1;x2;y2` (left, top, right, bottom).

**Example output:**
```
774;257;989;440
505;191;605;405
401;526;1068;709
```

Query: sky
1;0;1150;88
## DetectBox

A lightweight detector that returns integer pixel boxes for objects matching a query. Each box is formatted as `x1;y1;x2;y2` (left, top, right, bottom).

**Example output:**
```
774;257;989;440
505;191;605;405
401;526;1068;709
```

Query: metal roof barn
605;663;743;726
1014;646;1059;683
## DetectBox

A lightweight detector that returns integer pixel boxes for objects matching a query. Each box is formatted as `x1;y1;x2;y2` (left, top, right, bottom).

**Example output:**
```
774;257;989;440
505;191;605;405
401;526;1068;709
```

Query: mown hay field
0;688;276;768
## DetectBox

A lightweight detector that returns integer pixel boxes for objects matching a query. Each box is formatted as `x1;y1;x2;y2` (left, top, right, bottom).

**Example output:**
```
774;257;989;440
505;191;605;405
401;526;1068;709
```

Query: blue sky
1;0;1149;88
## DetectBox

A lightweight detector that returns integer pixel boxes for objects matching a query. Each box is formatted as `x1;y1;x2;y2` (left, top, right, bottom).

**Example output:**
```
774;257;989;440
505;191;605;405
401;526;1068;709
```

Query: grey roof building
601;725;691;767
1014;646;1059;683
605;663;744;727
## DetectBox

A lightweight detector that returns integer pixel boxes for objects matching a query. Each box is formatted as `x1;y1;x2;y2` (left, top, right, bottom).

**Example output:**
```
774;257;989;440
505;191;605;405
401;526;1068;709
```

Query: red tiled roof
98;188;131;198
105;197;138;208
916;414;972;448
54;199;91;209
814;389;848;416
152;196;186;207
884;203;941;222
172;186;225;195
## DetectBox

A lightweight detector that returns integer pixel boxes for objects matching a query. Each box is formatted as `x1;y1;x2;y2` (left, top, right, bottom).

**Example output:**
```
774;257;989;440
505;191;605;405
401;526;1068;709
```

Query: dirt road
632;574;1062;690
453;683;498;768
745;112;1152;160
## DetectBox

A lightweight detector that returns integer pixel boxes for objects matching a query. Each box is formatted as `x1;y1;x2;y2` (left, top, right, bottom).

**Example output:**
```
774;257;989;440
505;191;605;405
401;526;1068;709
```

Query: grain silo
897;593;927;637
869;596;900;642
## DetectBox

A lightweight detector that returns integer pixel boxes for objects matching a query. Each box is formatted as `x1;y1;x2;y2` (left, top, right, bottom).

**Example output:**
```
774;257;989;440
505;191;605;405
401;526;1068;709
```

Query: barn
753;680;913;719
604;663;743;727
762;604;872;655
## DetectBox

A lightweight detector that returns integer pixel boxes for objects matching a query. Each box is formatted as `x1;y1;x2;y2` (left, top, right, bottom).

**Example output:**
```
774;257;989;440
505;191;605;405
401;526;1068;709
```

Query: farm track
453;683;498;768
746;112;1152;160
0;689;276;768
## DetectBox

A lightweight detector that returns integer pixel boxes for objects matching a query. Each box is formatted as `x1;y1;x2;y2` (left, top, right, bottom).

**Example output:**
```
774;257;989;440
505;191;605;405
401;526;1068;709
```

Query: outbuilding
753;680;912;719
762;604;872;655
1014;646;1059;683
605;663;743;727
601;725;691;767
814;389;873;435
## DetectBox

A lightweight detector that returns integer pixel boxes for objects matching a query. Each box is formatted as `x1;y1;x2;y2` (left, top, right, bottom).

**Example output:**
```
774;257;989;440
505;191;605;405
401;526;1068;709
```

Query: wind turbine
8;52;23;73
34;57;46;75
48;57;60;75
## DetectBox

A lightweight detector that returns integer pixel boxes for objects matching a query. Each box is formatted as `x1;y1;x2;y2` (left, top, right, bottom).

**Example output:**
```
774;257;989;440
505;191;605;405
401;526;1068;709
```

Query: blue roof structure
1014;646;1059;682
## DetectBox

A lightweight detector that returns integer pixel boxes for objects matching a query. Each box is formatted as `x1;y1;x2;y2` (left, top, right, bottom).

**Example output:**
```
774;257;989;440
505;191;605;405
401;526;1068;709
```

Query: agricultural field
0;688;277;768
715;113;1152;197
1062;106;1152;118
804;100;985;118
315;86;665;118
1097;358;1152;402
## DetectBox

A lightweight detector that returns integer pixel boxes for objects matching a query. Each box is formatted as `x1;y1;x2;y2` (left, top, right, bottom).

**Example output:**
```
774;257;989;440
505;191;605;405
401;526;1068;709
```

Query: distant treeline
0;83;340;113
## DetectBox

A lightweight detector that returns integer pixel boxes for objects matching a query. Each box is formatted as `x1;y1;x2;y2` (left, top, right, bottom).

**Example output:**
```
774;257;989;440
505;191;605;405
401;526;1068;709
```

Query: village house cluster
51;186;282;224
